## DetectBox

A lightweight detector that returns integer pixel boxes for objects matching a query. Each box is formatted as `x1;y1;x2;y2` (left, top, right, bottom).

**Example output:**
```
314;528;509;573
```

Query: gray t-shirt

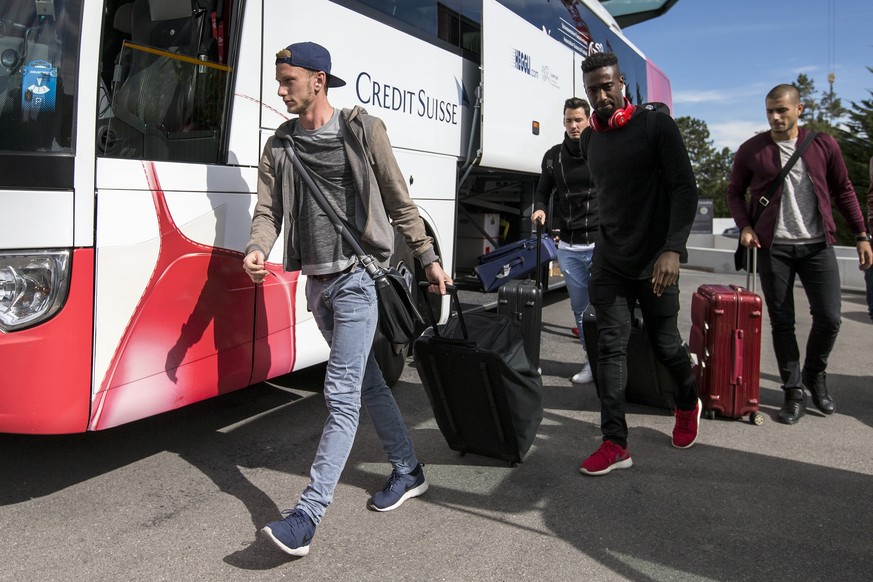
292;109;363;275
773;138;825;244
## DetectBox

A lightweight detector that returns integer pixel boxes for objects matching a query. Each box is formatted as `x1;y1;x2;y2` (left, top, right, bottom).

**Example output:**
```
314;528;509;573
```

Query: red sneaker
672;398;701;449
571;327;579;337
579;440;632;475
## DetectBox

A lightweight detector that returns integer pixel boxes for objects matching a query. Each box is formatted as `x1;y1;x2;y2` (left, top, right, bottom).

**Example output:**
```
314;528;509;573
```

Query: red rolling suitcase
689;249;765;425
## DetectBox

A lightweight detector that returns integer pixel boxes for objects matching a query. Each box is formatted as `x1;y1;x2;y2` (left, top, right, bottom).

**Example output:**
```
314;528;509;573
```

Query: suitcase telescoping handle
418;283;468;339
745;246;757;294
533;217;543;290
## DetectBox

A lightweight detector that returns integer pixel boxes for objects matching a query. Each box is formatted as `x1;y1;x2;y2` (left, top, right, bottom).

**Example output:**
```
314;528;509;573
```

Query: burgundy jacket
868;157;873;233
726;127;866;248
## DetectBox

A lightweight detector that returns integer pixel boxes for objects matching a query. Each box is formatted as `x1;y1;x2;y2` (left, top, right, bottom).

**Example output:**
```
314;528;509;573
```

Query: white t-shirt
773;138;825;244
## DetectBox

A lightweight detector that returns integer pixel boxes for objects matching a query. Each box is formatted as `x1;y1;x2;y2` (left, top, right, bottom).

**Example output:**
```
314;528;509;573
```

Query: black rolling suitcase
581;304;676;409
497;222;546;369
413;285;543;464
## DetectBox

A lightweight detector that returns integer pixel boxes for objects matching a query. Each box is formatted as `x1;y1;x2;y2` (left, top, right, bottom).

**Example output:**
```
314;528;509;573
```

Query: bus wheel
373;326;406;387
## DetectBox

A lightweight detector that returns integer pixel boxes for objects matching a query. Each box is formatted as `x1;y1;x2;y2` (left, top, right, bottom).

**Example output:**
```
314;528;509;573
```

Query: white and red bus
0;0;672;434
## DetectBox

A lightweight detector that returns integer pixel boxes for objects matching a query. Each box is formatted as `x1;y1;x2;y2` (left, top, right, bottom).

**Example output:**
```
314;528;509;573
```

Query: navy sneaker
369;464;429;512
261;509;316;557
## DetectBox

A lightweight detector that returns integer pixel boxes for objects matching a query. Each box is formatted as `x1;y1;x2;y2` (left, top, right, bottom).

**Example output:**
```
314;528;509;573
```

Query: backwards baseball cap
275;41;346;88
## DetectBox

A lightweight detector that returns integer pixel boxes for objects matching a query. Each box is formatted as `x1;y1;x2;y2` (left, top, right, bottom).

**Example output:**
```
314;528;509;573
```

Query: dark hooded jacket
534;132;598;246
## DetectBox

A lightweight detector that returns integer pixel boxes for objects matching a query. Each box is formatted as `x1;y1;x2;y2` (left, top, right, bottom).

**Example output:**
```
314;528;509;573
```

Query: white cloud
710;120;769;151
672;83;776;109
791;65;821;76
673;90;728;104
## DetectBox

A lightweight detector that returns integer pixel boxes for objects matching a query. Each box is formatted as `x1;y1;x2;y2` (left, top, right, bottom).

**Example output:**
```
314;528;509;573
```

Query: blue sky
622;0;873;151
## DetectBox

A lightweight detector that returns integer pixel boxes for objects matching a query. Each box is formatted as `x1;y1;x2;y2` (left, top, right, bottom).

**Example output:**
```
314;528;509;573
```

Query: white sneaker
572;363;594;384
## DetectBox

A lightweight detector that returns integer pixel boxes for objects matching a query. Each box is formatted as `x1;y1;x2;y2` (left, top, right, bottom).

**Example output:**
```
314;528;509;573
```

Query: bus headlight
0;250;71;332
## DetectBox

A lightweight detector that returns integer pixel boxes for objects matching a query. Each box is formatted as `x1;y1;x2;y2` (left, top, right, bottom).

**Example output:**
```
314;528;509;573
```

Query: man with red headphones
577;51;701;476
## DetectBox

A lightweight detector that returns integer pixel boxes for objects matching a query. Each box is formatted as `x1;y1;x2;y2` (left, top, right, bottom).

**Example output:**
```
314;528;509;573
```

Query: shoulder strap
641;102;669;150
280;137;383;279
749;130;817;226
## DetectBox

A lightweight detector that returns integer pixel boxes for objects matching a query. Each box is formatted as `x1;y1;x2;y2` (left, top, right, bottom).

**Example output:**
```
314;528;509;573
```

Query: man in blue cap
244;41;451;557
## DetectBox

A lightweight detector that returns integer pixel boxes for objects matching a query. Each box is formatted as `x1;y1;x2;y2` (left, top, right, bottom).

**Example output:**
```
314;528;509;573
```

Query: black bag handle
419;282;466;339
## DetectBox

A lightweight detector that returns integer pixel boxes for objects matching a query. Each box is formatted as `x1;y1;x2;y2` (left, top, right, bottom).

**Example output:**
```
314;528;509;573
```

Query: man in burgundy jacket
727;84;872;425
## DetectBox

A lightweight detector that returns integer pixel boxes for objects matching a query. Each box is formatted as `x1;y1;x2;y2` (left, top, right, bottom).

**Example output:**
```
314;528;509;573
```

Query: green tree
819;74;848;127
794;73;819;122
792;73;846;136
676;116;733;217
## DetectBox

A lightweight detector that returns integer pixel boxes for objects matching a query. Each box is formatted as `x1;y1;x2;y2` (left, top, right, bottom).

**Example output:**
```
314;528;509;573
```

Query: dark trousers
590;273;698;448
758;243;841;390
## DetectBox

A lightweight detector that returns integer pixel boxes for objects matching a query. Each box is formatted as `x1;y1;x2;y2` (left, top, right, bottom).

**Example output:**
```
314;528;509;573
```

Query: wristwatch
855;234;872;243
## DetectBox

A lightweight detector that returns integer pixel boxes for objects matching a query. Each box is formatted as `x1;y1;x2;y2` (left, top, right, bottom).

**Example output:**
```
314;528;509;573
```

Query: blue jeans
589;272;698;448
758;243;841;389
557;245;594;352
865;267;873;322
297;268;419;525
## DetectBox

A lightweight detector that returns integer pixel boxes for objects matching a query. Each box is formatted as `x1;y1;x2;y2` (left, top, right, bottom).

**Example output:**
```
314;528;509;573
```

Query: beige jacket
246;106;437;271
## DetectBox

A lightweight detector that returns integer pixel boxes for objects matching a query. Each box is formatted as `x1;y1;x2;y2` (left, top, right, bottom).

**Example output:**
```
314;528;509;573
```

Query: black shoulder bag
734;131;817;271
280;138;424;349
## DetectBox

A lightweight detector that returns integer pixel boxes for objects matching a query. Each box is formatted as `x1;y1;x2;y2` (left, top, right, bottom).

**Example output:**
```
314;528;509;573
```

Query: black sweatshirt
580;107;698;279
534;134;598;245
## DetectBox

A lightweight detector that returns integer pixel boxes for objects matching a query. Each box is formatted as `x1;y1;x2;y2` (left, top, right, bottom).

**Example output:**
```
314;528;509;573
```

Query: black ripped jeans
589;272;698;448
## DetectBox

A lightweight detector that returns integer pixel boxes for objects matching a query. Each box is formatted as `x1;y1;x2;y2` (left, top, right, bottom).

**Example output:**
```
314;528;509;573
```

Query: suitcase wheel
750;412;765;426
703;409;716;421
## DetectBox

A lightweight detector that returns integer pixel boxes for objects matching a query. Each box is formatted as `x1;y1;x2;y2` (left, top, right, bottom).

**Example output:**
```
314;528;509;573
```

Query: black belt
308;263;356;282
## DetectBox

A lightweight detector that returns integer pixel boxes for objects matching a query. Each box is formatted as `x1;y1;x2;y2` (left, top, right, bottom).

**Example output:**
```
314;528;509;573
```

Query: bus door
88;0;258;430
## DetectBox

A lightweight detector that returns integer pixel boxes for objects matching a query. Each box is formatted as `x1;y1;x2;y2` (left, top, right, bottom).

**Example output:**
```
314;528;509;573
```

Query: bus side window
97;0;233;164
0;0;79;154
354;0;481;59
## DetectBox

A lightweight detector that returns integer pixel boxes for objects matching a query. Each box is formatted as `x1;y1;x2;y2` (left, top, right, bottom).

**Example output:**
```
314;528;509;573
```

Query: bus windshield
0;0;80;154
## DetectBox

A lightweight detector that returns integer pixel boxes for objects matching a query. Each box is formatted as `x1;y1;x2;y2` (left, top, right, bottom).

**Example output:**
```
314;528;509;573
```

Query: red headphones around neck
589;97;636;132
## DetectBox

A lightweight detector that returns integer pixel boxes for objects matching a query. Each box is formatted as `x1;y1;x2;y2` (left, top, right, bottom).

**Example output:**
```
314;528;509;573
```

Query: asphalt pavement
1;268;872;582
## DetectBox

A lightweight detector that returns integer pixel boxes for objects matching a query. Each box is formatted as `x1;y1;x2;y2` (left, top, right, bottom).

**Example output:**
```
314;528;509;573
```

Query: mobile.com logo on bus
513;48;560;88
513;48;538;79
355;72;460;125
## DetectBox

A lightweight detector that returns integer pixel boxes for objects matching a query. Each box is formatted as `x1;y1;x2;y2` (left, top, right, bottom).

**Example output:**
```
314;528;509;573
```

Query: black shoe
803;369;836;414
777;388;806;425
